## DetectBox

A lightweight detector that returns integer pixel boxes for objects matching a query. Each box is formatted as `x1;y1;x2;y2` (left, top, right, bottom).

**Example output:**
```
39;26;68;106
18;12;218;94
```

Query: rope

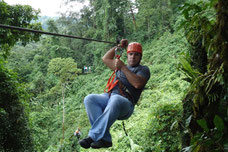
122;121;128;136
0;24;116;44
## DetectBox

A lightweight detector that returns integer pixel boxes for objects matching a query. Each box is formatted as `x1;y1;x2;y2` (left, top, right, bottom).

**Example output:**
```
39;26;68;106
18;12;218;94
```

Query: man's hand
102;39;128;71
118;39;128;49
115;59;125;70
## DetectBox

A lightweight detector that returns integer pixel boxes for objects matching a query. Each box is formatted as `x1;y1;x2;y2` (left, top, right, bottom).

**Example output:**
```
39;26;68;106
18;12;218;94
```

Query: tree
47;57;81;144
136;0;174;40
179;0;228;151
90;0;130;40
0;1;42;151
0;1;42;58
0;58;34;152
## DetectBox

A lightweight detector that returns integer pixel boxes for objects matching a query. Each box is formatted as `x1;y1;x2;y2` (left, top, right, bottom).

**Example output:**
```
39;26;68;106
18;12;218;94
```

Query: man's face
127;52;141;66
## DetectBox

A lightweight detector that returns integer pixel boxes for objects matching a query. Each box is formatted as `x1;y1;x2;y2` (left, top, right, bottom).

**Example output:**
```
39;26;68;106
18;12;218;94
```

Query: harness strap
119;81;136;105
104;48;122;93
104;69;119;93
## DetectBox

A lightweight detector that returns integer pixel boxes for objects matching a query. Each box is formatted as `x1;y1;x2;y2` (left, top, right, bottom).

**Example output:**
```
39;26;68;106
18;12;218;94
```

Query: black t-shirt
111;65;150;103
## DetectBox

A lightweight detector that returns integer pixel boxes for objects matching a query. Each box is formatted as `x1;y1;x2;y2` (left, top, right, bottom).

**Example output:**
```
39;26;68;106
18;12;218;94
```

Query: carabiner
115;46;124;59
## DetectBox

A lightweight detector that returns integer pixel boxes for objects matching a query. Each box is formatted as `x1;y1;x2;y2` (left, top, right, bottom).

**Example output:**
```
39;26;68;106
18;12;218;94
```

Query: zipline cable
0;24;116;44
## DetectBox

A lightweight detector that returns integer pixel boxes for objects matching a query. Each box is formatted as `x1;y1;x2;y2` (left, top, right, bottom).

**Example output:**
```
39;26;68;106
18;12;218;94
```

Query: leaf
213;115;224;132
197;119;209;132
186;115;192;127
182;145;193;152
170;120;177;130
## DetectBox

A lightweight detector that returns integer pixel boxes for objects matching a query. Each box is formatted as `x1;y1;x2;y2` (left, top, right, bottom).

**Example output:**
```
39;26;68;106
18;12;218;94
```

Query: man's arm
102;39;128;71
102;46;116;71
121;65;148;89
115;58;148;89
104;53;147;89
103;39;147;89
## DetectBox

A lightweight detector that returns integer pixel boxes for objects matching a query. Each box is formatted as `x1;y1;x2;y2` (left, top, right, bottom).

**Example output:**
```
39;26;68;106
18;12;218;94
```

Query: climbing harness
104;46;124;93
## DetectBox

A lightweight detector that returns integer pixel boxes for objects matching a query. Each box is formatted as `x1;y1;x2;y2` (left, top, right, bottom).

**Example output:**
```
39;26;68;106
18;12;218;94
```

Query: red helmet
127;42;142;55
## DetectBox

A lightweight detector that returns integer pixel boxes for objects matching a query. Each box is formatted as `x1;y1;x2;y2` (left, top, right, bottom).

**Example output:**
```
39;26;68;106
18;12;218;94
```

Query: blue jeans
84;93;134;142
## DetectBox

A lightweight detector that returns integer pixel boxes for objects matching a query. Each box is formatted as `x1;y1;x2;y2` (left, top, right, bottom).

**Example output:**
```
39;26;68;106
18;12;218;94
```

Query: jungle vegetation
0;0;227;152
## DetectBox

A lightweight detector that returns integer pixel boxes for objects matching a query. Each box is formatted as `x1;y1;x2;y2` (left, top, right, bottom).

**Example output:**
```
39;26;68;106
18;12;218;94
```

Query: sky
4;0;88;17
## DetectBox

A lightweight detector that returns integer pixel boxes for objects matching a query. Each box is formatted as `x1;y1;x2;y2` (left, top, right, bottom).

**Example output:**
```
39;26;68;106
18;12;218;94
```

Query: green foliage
0;58;34;152
0;1;42;58
0;1;43;151
179;0;217;56
90;0;130;39
48;57;81;83
179;0;228;151
136;0;174;40
178;52;201;83
145;101;182;151
5;0;227;152
184;115;226;152
30;107;54;151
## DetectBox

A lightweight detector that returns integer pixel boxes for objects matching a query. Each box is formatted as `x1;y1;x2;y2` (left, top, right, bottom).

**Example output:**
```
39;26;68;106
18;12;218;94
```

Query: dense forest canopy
0;0;227;152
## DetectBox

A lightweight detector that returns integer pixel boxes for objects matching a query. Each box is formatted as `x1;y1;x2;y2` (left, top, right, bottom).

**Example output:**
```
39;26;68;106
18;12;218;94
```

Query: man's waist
110;88;136;105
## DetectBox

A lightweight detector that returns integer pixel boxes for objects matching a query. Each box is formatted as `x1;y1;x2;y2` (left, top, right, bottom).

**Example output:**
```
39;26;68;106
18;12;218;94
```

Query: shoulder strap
104;70;119;93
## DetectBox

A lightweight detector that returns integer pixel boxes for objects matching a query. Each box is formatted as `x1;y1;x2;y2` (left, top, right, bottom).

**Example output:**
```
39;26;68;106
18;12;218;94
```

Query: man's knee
109;95;123;108
84;94;94;105
110;95;132;109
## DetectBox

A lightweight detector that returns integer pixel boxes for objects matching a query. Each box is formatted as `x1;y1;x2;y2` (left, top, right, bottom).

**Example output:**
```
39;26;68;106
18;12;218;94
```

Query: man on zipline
79;39;150;149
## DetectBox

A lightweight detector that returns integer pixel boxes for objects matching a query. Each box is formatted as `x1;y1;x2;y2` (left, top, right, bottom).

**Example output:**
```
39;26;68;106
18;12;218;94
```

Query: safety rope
122;121;128;136
0;24;116;44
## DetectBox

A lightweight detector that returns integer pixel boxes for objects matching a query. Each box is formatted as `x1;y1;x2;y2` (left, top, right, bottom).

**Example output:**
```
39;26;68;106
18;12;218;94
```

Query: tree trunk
61;83;65;141
216;0;228;79
130;5;137;31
